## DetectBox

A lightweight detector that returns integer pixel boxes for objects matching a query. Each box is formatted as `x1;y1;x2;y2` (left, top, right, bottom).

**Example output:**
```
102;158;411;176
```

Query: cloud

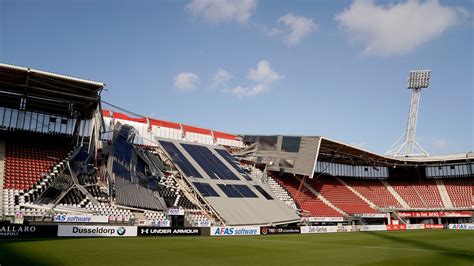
432;138;449;150
185;0;257;24
278;13;317;45
335;0;465;56
223;84;267;97
174;72;199;91
211;68;232;88
247;60;282;84
223;60;281;97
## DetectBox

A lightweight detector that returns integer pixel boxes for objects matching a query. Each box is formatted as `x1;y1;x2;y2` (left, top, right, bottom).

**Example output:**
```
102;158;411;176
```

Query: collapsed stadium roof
0;63;105;118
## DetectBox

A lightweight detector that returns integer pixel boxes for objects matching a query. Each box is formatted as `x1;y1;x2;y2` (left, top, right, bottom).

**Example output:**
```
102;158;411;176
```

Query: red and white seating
309;176;379;215
387;179;443;209
274;175;342;217
340;177;402;209
3;141;69;190
443;178;473;208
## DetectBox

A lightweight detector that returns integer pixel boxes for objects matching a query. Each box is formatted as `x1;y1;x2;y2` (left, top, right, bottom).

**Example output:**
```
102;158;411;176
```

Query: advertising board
425;224;444;229
58;225;137;237
137;227;200;236
406;224;425;230
260;227;300;235
307;217;344;222
357;225;387;231
448;224;474;230
0;224;58;238
300;226;338;234
386;224;407;231
53;214;109;223
210;226;260;236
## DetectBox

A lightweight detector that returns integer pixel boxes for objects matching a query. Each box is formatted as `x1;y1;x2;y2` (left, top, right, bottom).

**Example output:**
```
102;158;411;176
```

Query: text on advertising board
58;225;137;237
138;227;200;236
211;226;260;236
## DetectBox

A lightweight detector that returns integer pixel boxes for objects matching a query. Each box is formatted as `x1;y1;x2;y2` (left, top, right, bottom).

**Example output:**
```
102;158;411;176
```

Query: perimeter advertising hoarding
307;217;345;222
210;226;260;236
300;226;338;234
448;224;474;230
357;225;387;231
260;227;301;235
398;211;472;218
58;225;137;237
53;214;109;223
0;224;58;238
137;227;200;236
406;224;425;230
425;224;444;229
386;224;407;231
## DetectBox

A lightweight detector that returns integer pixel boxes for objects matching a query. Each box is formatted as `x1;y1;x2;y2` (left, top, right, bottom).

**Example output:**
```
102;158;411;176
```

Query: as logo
261;227;268;235
214;227;234;235
117;227;126;236
54;214;66;222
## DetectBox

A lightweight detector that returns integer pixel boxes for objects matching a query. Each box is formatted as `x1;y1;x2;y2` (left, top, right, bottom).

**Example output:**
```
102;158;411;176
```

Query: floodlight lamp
407;70;431;89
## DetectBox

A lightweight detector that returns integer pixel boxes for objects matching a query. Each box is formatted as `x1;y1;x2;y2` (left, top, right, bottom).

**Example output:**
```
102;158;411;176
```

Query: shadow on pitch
0;238;64;266
363;231;474;262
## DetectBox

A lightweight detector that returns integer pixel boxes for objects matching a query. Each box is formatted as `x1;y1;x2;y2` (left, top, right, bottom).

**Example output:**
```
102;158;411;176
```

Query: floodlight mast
386;70;431;157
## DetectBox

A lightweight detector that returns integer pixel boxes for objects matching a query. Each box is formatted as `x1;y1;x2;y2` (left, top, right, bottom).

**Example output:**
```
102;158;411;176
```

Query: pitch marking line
240;238;474;256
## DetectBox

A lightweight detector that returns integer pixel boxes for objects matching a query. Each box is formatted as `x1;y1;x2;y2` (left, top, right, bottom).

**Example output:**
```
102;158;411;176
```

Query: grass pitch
0;230;473;265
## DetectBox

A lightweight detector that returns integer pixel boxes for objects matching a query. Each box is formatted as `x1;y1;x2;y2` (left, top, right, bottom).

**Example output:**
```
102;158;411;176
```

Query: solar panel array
182;144;240;180
214;148;252;181
193;182;219;197
217;184;258;198
159;141;203;178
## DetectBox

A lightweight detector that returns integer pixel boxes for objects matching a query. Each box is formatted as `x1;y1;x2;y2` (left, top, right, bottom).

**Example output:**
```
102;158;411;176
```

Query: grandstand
0;63;472;229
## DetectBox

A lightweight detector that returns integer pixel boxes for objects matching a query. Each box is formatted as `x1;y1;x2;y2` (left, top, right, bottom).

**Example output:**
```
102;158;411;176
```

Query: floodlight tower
386;70;431;157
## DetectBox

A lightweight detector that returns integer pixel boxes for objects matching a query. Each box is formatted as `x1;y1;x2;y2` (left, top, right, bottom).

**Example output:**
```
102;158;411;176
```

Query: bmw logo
117;227;126;236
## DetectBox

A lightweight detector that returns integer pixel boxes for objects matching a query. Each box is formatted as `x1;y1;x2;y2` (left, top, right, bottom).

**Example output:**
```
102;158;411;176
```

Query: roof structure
0;63;105;118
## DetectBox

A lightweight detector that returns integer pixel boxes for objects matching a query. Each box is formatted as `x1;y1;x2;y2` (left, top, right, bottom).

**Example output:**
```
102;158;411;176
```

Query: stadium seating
387;179;444;209
157;175;197;210
144;210;170;226
273;174;342;217
339;177;403;209
443;178;472;208
266;176;299;210
309;176;378;214
3;138;69;190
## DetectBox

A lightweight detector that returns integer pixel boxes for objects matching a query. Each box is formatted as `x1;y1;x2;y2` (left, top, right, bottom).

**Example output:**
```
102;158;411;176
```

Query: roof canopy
0;63;105;118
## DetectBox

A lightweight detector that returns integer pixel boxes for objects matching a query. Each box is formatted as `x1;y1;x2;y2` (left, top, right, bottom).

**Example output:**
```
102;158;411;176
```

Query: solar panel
193;182;220;197
214;149;252;181
233;185;258;198
112;160;131;181
217;184;257;198
217;184;241;198
182;144;240;180
254;185;274;200
159;141;203;178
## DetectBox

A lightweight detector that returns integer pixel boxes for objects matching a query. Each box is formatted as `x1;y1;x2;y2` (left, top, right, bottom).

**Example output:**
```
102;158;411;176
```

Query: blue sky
1;0;473;155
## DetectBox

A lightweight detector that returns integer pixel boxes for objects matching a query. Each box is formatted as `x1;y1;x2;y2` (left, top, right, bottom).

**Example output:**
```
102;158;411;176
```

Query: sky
1;0;473;155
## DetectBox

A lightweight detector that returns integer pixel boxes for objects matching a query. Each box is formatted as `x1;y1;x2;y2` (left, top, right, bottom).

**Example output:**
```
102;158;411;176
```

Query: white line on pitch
239;238;474;256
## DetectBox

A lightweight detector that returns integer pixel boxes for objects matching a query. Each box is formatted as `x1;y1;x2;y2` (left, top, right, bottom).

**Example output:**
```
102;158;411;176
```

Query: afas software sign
58;225;137;237
449;224;474;230
210;226;260;236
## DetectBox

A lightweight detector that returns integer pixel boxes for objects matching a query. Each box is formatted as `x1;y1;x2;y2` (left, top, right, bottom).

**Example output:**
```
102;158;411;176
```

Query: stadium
1;1;473;265
0;62;472;264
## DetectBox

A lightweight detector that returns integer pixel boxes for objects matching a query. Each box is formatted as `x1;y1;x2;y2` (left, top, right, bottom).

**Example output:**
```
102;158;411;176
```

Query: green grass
0;230;473;265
